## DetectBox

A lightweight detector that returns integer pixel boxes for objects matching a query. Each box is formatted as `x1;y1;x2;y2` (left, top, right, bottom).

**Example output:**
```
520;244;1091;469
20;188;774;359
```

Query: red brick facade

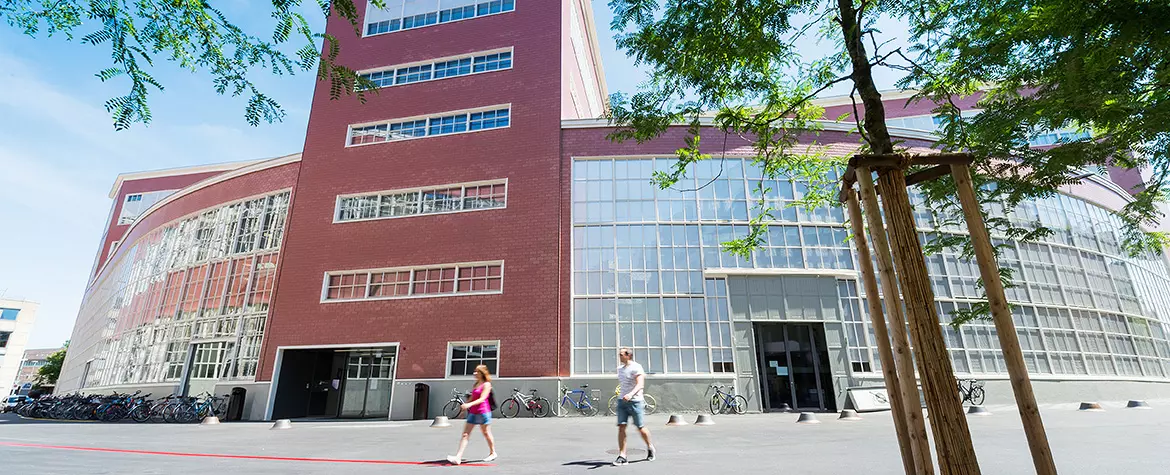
256;0;570;381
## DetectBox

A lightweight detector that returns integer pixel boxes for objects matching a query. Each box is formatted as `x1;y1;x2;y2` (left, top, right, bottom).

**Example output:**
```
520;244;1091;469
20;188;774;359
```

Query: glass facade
571;157;1170;380
76;191;291;388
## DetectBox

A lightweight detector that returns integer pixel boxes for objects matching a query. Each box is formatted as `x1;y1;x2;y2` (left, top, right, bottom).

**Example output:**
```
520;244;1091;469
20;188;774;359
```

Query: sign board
846;386;892;412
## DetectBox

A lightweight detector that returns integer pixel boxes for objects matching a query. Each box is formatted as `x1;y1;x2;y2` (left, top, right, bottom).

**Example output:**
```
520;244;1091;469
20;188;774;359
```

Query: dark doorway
272;349;344;419
272;347;398;420
756;323;836;412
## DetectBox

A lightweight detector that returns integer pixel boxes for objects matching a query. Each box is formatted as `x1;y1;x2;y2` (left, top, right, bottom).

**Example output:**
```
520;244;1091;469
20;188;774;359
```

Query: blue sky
0;3;905;348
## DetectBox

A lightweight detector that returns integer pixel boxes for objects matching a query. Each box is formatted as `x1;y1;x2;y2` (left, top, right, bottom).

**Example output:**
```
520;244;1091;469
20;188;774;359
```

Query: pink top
468;383;491;415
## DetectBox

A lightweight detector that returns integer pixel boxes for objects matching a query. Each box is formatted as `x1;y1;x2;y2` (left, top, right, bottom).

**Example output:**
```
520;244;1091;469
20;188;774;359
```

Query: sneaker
484;453;498;462
613;456;628;466
446;455;461;465
647;446;656;461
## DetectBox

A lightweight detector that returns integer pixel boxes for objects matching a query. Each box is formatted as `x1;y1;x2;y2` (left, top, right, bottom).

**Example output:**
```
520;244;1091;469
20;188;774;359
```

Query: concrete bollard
1078;402;1104;412
200;415;221;425
795;412;821;424
694;414;715;426
838;410;862;421
665;414;689;426
270;419;292;430
967;406;992;416
430;416;452;428
1126;400;1151;409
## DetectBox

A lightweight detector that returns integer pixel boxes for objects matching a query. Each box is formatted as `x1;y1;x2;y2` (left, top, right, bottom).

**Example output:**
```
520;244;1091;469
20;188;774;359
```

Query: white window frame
363;0;517;38
333;178;508;224
357;47;514;89
445;340;501;379
320;260;506;303
345;104;512;148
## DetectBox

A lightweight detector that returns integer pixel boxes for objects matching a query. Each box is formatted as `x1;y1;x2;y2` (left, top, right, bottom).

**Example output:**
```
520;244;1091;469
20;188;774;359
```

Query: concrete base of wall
212;381;271;421
850;375;1170;406
389;376;738;421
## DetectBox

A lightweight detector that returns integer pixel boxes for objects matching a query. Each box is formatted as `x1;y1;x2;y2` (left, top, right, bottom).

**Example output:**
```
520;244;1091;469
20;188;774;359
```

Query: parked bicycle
499;388;550;418
558;385;599;417
606;385;658;416
442;388;469;418
707;384;747;415
14;391;227;423
957;378;986;406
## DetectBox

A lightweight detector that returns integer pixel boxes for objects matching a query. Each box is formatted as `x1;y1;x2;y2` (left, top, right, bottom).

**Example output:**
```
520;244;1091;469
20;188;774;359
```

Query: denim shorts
466;411;492;425
616;399;645;428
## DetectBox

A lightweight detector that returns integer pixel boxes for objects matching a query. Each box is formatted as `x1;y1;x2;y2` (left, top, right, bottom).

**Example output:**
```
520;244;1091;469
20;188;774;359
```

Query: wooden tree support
847;184;934;475
838;152;1057;475
845;191;921;475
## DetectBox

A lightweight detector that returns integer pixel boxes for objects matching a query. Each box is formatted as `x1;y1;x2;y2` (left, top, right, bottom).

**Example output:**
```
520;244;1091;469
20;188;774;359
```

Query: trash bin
413;383;430;420
227;387;247;421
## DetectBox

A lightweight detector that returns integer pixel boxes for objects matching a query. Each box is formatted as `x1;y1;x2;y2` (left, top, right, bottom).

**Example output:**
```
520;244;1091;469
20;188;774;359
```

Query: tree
907;0;1170;256
606;0;1166;321
34;344;68;389
1;0;381;129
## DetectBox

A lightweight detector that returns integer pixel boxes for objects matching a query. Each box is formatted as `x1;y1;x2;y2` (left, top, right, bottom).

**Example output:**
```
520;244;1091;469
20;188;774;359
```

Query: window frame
363;0;517;38
356;47;514;90
333;178;508;224
321;261;505;303
445;340;501;379
345;104;511;148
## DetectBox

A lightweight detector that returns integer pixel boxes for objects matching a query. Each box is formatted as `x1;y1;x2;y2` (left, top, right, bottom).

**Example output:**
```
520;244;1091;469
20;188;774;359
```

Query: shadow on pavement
564;459;650;469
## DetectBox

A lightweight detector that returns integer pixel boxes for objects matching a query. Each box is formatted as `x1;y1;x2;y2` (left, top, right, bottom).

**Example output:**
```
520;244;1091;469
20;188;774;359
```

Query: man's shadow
563;460;646;470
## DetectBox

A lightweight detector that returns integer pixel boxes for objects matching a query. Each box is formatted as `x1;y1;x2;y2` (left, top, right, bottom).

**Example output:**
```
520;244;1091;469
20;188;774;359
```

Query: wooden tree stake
846;190;920;475
857;167;935;474
876;164;981;475
951;163;1058;475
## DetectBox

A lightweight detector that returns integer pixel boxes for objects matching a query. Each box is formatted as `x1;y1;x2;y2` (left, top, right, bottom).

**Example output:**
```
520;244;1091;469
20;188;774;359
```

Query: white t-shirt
617;361;645;401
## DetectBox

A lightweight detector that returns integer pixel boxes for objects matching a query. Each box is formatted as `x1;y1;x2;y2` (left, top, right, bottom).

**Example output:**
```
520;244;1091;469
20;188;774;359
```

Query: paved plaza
2;400;1169;474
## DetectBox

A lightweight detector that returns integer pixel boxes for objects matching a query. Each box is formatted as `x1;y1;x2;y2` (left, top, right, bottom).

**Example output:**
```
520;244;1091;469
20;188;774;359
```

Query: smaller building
0;299;38;396
14;347;62;395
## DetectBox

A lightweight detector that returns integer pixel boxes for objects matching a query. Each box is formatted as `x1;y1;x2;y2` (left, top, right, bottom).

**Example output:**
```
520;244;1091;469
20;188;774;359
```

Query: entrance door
757;323;832;411
339;351;396;418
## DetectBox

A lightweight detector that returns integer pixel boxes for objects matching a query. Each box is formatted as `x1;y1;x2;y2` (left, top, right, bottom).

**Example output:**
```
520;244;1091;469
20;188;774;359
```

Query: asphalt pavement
2;400;1168;474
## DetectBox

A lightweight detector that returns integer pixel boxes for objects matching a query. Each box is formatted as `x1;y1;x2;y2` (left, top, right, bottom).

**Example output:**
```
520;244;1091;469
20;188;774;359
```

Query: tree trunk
837;0;895;154
877;166;981;475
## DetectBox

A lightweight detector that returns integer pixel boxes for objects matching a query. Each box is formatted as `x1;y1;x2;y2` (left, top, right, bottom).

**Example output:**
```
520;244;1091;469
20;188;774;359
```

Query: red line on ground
0;441;491;467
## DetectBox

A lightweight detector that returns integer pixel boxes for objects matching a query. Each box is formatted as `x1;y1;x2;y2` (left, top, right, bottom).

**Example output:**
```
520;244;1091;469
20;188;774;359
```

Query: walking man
614;347;655;466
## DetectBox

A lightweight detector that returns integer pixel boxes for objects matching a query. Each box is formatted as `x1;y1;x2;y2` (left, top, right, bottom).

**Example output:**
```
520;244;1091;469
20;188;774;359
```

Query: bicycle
707;384;747;415
606;385;658;416
499;388;550;418
442;388;469;418
558;385;599;417
957;378;986;406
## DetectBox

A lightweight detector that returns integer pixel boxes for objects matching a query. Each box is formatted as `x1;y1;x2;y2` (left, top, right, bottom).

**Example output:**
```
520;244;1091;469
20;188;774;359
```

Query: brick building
57;1;1170;420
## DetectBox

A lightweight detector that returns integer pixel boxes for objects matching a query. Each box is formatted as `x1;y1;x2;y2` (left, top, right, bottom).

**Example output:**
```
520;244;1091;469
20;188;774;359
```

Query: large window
448;342;499;377
324;262;504;302
359;49;512;89
0;308;18;321
189;342;229;379
74;190;291;389
571;156;1170;379
336;180;506;222
365;0;515;36
348;105;510;146
118;190;175;225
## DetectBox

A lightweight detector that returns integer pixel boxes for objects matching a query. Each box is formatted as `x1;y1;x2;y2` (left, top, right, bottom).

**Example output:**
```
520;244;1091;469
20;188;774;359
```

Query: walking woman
447;364;498;465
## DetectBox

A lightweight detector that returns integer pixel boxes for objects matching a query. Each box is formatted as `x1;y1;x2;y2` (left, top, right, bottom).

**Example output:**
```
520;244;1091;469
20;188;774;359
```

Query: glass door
339;350;396;418
756;323;827;411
